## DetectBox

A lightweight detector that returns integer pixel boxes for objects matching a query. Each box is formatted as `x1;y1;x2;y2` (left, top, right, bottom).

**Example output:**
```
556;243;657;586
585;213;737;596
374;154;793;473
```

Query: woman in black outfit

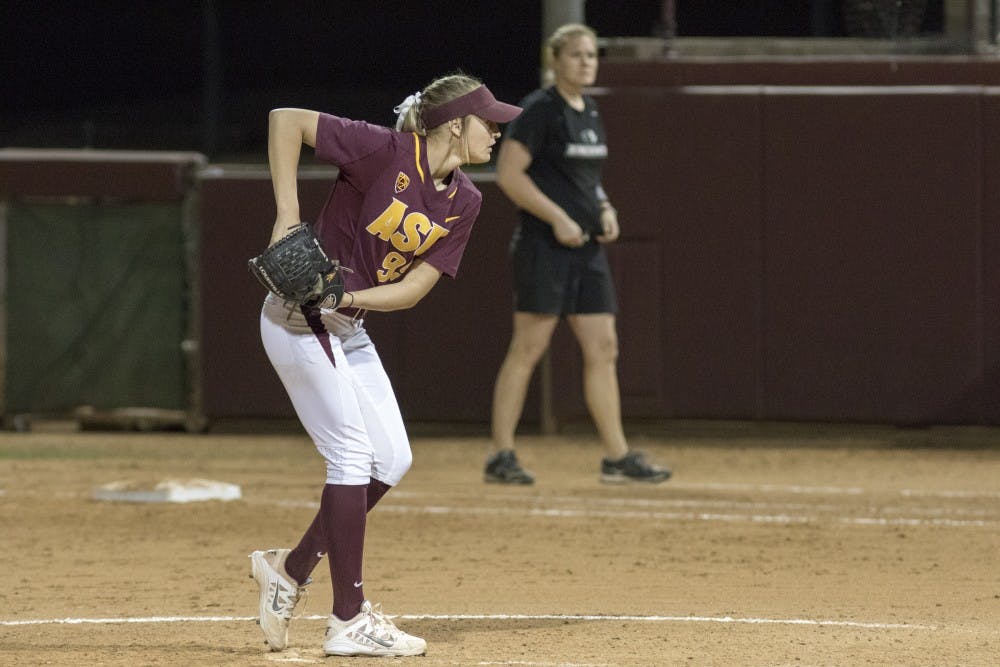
484;23;671;486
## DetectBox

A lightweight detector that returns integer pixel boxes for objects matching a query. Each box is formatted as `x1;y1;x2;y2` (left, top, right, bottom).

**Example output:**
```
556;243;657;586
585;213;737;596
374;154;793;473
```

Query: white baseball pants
260;295;412;486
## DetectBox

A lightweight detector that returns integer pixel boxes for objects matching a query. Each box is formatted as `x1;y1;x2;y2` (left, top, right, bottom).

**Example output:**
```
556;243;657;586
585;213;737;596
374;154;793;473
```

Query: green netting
6;201;188;412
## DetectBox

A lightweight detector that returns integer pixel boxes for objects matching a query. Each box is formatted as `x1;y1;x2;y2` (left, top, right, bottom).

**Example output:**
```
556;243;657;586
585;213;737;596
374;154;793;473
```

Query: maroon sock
284;510;326;585
367;478;391;510
322;483;367;621
284;479;391;587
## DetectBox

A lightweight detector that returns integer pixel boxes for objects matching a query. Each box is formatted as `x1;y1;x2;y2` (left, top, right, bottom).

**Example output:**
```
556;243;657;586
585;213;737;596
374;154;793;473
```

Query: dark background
2;1;944;161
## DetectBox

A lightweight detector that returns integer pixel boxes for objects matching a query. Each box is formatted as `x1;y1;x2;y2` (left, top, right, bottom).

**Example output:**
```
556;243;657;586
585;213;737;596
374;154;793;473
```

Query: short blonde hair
542;23;598;86
398;72;483;135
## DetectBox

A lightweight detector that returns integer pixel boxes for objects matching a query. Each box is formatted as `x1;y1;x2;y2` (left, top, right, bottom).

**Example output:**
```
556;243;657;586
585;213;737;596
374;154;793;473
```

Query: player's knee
583;334;618;364
397;447;413;476
508;338;549;367
383;448;413;486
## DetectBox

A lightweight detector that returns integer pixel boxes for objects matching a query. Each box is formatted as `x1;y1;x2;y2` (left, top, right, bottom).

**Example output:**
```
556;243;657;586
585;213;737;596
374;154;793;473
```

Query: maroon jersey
313;113;483;292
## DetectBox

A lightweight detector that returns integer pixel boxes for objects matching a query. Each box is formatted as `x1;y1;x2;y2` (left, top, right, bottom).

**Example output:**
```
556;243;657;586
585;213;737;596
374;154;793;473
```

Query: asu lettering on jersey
365;197;451;282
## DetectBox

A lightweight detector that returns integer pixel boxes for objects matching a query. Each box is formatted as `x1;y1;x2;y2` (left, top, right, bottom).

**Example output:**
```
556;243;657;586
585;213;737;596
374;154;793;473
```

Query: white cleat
248;548;309;651
323;600;427;657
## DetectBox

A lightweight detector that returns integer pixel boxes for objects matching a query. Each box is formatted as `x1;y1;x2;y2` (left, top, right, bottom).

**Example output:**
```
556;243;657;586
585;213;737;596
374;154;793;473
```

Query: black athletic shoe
600;451;671;484
484;450;535;485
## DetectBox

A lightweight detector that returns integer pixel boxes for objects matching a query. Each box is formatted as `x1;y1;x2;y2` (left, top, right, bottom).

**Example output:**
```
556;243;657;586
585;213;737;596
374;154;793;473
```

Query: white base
93;478;242;503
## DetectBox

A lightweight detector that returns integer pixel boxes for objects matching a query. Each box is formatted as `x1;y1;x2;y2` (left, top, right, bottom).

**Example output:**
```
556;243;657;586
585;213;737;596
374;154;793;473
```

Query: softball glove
248;223;345;309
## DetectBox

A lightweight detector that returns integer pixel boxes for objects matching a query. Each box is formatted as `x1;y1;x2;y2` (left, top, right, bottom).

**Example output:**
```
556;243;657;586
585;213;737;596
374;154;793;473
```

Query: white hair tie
393;92;422;131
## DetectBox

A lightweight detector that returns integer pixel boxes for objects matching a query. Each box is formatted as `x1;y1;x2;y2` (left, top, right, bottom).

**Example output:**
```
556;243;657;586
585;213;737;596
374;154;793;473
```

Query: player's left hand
249;223;346;309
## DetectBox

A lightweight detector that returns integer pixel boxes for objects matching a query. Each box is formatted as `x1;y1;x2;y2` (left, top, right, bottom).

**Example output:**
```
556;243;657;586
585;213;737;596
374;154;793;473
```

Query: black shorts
511;226;617;315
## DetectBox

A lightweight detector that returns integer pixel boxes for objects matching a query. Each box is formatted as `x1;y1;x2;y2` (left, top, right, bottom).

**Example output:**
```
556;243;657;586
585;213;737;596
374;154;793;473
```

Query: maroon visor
421;85;522;129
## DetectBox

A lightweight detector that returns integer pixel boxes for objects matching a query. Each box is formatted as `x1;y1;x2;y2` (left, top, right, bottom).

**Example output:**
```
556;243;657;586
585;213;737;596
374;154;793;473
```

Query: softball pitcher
248;73;521;657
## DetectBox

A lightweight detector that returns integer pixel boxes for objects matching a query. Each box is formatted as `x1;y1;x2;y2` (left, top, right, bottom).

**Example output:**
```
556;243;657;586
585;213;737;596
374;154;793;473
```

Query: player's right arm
267;108;320;245
495;138;587;247
348;260;442;312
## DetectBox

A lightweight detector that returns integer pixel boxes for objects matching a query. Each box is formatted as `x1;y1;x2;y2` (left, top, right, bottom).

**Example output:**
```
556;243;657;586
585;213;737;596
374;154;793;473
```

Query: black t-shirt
504;86;608;237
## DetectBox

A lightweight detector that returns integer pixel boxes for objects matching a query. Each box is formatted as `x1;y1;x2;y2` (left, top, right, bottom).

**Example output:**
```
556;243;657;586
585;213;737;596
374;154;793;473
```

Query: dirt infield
1;421;998;666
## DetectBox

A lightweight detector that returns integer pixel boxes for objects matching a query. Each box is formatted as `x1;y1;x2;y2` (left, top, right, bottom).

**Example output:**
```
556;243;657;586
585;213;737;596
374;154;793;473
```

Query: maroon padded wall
759;90;983;424
581;56;1000;425
197;58;1000;426
0;149;202;201
594;87;994;424
8;67;997;429
981;90;1000;424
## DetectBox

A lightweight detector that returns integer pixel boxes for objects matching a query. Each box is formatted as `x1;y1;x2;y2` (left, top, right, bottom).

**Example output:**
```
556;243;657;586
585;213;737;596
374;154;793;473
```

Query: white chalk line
474;663;607;667
377;504;1000;528
271;661;609;667
265;657;605;667
392;483;1000;526
665;482;865;495
0;612;935;631
474;662;607;667
630;482;1000;500
398;490;1000;519
264;497;1000;528
901;488;1000;499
